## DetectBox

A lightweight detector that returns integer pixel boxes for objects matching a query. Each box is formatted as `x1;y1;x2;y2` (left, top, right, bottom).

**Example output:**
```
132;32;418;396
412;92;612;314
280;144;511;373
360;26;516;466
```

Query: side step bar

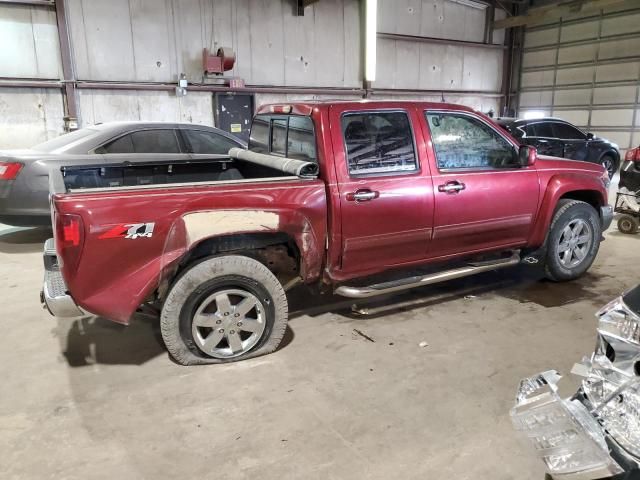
334;250;521;299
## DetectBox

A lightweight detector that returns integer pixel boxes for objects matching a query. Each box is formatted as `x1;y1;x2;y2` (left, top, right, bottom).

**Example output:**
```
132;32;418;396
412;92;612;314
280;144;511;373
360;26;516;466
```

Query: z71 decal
99;223;155;240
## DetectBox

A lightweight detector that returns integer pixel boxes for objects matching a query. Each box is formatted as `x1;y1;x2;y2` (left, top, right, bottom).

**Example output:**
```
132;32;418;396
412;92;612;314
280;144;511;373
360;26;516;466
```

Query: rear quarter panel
54;179;327;324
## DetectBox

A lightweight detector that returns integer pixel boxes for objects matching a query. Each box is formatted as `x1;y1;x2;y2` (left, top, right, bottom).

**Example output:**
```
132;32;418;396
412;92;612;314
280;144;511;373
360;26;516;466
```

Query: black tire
544;199;601;282
160;255;288;365
601;154;618;179
618;215;639;234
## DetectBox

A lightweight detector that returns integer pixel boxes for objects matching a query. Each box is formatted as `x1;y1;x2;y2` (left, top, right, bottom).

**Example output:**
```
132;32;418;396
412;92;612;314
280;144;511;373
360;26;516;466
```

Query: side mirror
587;132;594;140
518;145;537;166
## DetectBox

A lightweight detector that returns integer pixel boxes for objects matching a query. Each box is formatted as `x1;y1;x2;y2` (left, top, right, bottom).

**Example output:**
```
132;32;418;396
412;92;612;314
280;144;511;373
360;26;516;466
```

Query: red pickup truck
42;101;613;365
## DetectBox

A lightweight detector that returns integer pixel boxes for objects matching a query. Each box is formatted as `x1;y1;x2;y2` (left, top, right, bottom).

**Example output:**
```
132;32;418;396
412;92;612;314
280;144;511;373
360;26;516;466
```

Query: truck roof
256;100;479;116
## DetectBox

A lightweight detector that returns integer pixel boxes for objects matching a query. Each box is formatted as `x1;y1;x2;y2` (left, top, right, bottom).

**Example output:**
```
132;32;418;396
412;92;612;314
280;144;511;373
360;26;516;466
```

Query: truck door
329;104;434;275
423;110;539;258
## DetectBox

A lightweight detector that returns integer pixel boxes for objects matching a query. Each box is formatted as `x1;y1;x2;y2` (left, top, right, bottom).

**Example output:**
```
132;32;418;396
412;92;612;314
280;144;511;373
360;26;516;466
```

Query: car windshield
31;128;98;153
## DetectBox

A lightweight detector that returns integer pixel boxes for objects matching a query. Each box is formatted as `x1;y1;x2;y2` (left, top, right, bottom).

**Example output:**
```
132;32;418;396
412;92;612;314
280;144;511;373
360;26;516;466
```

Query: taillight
625;148;640;162
0;162;23;180
56;213;84;273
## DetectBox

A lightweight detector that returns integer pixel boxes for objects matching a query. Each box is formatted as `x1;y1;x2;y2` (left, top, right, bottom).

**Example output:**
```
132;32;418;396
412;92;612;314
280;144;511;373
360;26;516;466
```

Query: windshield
32;128;98;153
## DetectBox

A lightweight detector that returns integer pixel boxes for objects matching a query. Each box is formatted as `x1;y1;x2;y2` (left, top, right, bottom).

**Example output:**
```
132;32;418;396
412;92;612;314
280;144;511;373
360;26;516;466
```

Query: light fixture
523;110;545;120
365;0;377;82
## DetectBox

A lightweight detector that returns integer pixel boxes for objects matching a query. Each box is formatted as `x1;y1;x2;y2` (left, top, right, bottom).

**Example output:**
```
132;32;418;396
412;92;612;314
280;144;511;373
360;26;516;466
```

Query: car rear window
32;128;98;153
249;114;317;162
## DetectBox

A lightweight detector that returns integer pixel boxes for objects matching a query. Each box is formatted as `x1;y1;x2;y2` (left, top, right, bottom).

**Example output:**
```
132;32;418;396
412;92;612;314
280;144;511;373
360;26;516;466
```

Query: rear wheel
160;255;288;365
618;215;639;234
601;154;618;179
544;200;601;281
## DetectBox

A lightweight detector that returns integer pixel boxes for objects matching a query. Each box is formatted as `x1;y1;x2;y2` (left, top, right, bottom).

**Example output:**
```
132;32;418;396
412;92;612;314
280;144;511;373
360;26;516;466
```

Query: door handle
347;189;379;202
438;181;465;194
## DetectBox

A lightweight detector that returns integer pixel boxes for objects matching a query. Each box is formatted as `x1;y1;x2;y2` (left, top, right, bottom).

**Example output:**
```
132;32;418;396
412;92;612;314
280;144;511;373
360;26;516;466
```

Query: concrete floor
1;218;639;479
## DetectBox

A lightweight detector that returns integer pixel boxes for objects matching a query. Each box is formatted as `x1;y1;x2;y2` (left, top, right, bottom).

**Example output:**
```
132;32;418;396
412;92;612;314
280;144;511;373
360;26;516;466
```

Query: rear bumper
601;205;614;231
41;238;83;318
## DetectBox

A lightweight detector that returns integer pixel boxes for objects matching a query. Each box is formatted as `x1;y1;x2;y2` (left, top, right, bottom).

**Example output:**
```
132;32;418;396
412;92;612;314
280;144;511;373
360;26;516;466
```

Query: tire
160;255;288;365
618;214;639;234
544;199;601;282
600;154;618;179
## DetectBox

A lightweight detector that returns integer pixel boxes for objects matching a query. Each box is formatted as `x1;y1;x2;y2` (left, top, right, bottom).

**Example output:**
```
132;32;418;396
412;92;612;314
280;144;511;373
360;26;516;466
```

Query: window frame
91;128;184;155
425;110;521;173
340;109;421;178
248;113;318;163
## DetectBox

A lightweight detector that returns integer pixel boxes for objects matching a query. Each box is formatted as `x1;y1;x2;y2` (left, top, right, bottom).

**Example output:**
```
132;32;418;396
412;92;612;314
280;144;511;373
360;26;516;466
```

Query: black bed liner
60;156;283;191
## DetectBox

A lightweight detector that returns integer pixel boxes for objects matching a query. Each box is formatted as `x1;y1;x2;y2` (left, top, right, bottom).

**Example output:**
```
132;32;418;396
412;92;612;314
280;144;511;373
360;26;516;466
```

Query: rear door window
249;114;317;162
342;111;417;175
183;129;240;154
130;130;181;153
531;122;554;138
552;122;586;140
97;129;181;154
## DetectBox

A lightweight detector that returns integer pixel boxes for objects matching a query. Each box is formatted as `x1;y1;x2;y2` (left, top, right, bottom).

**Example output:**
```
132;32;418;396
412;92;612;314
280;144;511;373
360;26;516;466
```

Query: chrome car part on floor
511;285;640;479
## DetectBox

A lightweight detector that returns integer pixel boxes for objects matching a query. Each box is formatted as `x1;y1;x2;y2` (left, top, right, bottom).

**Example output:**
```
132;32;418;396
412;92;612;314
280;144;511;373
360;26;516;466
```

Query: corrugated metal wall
66;0;361;87
0;4;66;146
373;0;506;113
518;6;640;151
0;0;507;148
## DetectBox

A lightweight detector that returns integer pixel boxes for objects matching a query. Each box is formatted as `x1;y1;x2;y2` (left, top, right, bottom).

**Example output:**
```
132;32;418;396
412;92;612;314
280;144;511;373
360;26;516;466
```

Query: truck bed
50;160;328;324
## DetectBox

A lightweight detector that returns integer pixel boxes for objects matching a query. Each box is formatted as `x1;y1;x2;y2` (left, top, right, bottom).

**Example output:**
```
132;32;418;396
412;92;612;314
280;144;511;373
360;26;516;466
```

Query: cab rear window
249;114;317;163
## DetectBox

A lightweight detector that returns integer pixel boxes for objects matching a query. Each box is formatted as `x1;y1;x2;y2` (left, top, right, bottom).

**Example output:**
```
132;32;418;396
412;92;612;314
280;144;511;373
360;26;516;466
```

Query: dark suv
497;117;620;178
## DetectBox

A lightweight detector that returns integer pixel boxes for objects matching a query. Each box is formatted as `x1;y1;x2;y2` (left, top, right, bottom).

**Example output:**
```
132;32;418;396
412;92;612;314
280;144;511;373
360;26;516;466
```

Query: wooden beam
493;0;630;29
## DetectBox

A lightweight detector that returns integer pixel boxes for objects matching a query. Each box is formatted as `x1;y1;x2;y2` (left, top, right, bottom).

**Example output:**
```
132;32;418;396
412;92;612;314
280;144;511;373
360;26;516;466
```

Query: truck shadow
62;314;166;367
59;266;617;367
61;313;295;367
288;266;618;320
0;226;51;254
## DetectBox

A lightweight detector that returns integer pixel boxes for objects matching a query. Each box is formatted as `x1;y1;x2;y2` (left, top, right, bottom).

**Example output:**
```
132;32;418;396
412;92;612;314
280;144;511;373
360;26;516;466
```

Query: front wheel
160;255;288;365
544;200;601;282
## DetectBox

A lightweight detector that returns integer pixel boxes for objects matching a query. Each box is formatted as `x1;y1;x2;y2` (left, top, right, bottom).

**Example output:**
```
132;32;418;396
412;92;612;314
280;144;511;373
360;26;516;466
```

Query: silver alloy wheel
557;218;593;268
191;288;266;359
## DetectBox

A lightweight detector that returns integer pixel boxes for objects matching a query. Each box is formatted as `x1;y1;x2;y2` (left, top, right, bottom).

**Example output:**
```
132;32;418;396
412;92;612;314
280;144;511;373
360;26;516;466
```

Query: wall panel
78;90;214;126
0;4;62;79
519;6;640;150
66;0;362;88
0;88;65;148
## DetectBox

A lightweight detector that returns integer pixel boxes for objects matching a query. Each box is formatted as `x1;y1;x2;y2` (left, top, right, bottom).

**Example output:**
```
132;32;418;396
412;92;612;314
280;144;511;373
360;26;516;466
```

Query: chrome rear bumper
41;238;83;318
